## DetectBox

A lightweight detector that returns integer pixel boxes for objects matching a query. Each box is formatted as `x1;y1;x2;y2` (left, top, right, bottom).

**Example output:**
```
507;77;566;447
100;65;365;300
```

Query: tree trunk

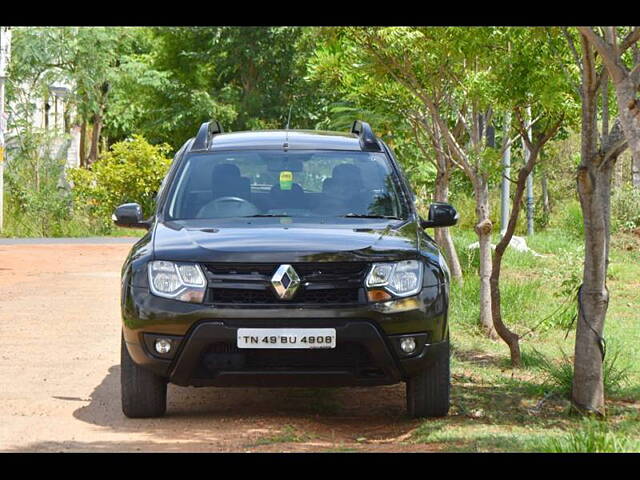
433;168;463;284
571;28;640;414
87;113;103;165
473;176;497;339
500;113;512;235
490;155;540;367
522;106;535;236
490;256;521;365
574;161;612;415
79;119;87;168
572;61;609;415
541;172;550;217
633;152;640;188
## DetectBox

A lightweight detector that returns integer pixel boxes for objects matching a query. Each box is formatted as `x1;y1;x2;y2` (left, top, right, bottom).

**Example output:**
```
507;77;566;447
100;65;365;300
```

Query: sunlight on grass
539;418;640;453
433;227;640;452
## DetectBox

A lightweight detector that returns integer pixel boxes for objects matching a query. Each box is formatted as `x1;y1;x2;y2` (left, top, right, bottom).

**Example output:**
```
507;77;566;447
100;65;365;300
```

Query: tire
121;334;167;418
406;340;450;418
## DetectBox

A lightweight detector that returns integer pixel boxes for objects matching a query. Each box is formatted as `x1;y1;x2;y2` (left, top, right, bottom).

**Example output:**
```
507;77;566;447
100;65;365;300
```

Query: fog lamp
400;337;416;354
155;338;172;354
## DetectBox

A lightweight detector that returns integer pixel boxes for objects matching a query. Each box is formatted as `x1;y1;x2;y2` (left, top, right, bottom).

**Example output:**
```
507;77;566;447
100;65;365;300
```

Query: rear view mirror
420;202;459;229
113;203;150;229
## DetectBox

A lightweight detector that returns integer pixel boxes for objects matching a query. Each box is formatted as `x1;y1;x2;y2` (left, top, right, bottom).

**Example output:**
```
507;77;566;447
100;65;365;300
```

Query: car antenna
286;105;293;130
283;105;293;149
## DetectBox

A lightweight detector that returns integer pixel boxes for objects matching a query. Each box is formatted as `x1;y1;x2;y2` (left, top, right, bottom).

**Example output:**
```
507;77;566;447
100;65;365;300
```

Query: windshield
166;150;410;220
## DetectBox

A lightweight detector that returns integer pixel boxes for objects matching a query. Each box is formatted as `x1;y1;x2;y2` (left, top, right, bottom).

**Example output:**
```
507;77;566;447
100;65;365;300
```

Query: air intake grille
201;341;374;372
203;262;368;306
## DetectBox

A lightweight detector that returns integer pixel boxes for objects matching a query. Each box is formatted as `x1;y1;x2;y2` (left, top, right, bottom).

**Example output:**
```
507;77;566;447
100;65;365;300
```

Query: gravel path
0;243;435;452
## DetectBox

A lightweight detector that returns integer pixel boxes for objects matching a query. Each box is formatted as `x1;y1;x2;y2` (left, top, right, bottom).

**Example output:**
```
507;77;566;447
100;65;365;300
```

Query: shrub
2;128;83;237
68;135;172;230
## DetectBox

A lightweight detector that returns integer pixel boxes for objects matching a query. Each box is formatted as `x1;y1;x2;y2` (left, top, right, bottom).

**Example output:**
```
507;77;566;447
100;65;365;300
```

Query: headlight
148;260;206;303
366;260;423;298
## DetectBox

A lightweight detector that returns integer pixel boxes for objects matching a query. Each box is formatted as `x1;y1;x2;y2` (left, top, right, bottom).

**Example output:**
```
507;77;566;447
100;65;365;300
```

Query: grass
523;343;632;398
1;209;144;239
540;418;640;453
410;225;640;452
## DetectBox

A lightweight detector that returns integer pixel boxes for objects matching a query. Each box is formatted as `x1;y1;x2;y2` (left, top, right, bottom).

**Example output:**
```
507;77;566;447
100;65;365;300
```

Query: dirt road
0;241;436;452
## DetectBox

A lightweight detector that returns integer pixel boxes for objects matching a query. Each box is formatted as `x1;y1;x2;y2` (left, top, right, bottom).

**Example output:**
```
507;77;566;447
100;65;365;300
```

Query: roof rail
351;120;381;152
191;120;224;151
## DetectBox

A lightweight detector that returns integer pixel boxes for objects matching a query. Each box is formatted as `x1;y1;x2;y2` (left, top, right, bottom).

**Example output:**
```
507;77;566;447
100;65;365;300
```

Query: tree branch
562;27;584;75
358;30;474;177
600;118;628;169
620;26;640;53
578;26;628;84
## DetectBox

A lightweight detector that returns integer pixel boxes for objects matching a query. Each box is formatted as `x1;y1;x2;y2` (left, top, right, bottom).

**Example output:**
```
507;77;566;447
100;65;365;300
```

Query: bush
2;128;87;237
68;135;172;230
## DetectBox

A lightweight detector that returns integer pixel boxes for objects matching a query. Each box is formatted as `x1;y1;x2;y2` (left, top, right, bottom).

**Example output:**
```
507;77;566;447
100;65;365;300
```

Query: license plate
237;328;336;349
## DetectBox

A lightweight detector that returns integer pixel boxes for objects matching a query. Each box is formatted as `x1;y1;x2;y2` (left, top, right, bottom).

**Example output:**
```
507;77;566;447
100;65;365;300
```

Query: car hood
152;218;436;264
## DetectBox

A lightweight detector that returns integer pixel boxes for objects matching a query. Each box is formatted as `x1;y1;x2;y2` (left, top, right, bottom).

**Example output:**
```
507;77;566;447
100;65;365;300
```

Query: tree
313;28;574;352
307;29;463;283
486;28;572;365
8;27;147;165
491;110;562;365
346;27;513;338
561;27;632;414
105;27;336;149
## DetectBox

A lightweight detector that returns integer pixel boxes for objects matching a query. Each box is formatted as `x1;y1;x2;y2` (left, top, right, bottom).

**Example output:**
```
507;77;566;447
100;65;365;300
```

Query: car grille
202;262;368;306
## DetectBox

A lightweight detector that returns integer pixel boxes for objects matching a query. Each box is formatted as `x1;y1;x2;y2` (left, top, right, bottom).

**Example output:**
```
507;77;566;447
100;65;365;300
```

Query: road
0;240;436;452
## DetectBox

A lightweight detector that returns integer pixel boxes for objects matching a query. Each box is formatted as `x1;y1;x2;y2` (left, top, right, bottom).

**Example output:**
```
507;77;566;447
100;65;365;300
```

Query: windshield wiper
243;214;292;218
341;213;402;220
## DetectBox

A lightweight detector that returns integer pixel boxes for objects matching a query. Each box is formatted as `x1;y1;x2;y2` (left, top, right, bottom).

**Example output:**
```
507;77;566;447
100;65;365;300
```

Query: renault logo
271;264;300;300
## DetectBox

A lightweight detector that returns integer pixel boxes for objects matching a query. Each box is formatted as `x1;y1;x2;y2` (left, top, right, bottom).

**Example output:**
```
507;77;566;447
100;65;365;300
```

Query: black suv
115;120;458;419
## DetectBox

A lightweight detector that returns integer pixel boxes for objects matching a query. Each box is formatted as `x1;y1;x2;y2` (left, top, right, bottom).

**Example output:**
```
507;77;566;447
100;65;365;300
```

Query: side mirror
112;203;150;229
420;202;459;229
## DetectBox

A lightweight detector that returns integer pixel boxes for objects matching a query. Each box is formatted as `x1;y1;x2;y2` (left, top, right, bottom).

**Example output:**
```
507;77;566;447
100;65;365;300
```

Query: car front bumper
122;284;448;387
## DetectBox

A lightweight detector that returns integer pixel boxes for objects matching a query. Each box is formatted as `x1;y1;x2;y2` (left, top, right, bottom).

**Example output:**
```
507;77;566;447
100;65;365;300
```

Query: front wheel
406;340;450;418
121;335;167;418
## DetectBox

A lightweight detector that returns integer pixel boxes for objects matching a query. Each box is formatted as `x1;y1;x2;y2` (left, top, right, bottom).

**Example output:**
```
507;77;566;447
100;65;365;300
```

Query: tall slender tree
561;27;631;414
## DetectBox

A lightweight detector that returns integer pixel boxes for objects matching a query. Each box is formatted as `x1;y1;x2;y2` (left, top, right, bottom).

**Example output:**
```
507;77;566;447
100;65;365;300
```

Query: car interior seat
211;163;251;201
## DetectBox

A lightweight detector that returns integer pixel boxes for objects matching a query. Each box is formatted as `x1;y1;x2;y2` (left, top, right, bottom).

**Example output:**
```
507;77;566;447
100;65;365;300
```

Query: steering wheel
196;196;259;218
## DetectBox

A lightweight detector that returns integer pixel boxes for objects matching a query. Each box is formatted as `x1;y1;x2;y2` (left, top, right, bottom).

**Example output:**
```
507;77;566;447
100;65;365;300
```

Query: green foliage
526;343;630;398
3;127;77;237
542;418;637;453
548;199;584;238
9;27;145;129
67;136;171;229
450;276;482;333
104;27;335;148
542;271;581;331
611;184;640;232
